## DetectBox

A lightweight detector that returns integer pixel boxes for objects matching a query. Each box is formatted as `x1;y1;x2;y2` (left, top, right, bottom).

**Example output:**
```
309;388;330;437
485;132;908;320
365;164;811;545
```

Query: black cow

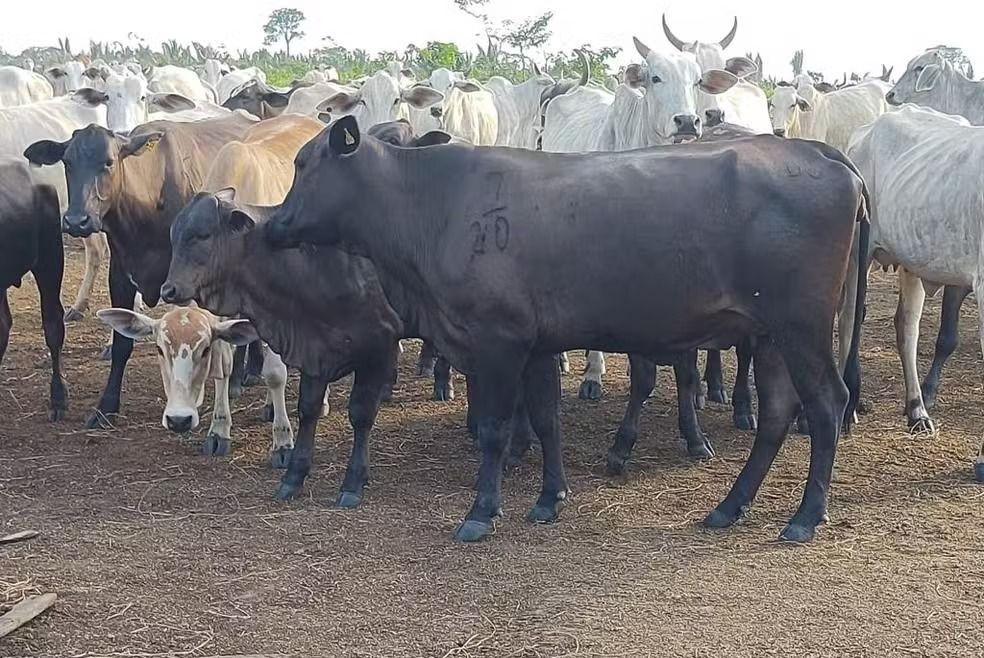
221;80;295;120
264;116;868;544
0;162;67;421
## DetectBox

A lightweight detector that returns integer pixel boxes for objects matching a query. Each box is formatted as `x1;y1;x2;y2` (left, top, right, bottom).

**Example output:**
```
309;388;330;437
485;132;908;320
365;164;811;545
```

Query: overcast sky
2;0;981;80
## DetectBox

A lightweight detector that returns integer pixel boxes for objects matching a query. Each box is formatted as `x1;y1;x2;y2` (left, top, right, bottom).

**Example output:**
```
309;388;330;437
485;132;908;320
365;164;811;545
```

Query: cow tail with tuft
842;180;870;432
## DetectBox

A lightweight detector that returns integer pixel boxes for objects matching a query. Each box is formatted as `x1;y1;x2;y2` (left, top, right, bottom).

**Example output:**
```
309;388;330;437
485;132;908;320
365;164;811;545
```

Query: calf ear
214;187;236;204
414;130;453;147
45;67;66;79
453;80;482;93
915;64;942;92
212;319;258;347
96;308;158;340
328;115;361;156
71;88;109;108
148;93;196;113
119;131;164;159
796;95;813;112
227;209;256;233
316;90;363;115
725;56;758;79
699;69;739;94
401;85;444;109
24;140;68;166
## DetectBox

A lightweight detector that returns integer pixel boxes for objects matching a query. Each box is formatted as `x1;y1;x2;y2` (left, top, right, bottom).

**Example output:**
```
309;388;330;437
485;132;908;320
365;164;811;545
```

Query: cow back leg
607;354;657;475
922;285;971;410
972;273;984;482
705;339;800;531
229;345;247;400
703;349;728;404
465;375;477;439
244;339;265;388
202;375;233;457
86;255;136;429
0;293;11;368
507;395;535;467
675;350;713;459
895;268;933;433
337;345;397;508
416;340;439;377
32;242;67;421
732;337;756;430
524;353;569;524
558;351;570;374
578;350;606;400
276;374;329;500
66;233;107;322
455;353;524;542
263;350;294;469
433;355;454;401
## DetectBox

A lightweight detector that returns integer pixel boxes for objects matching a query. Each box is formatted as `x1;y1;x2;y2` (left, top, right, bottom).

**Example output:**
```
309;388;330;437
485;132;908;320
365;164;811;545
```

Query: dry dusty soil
1;246;983;657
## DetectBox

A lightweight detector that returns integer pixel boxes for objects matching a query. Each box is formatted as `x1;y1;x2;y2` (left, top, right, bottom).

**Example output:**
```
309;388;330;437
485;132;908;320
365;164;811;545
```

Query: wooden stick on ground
0;593;57;638
0;530;39;545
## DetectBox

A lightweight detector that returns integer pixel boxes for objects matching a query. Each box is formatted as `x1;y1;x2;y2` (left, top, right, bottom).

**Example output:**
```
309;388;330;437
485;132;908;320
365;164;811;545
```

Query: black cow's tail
842;182;870;432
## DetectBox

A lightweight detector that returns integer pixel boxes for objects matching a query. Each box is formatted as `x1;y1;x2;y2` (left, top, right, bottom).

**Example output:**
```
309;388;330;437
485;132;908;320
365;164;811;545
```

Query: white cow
0;96;108;322
202;59;231;89
408;69;499;145
843;105;984;482
298;67;340;84
146;65;217;103
0;66;54;106
98;305;297;465
308;69;444;129
660;14;772;134
44;61;87;96
887;48;984;125
486;71;557;148
770;80;892;150
215;67;267;104
285;82;354;117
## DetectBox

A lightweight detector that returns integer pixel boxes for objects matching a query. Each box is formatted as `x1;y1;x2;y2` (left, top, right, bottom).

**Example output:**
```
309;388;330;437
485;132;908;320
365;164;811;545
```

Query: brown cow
24;113;257;429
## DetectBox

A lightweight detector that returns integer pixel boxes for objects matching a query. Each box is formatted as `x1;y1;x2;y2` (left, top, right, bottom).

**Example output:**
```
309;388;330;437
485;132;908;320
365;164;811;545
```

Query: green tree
263;8;306;57
501;11;553;63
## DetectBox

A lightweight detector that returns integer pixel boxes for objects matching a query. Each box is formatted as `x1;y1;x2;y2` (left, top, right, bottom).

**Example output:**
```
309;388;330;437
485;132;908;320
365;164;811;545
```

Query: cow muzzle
773;128;786;137
671;114;702;143
165;413;195;433
62;213;99;238
159;281;191;306
885;90;901;106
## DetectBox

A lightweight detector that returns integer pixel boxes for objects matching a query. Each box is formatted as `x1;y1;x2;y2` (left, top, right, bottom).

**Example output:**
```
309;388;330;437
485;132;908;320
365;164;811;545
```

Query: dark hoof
733;412;757;431
606;450;628;476
275;480;303;500
578;380;602;400
229;381;243;400
84;411;113;430
48;405;67;422
795;414;811;436
64;307;84;323
202;433;231;457
527;496;565;524
335;490;363;508
686;436;715;460
269;447;292;469
416;361;436;378
432;384;455;402
261;403;274;422
380;387;394;403
974;461;984;483
703;503;747;529
857;398;871;415
707;387;729;405
454;519;492;542
99;345;112;361
779;523;816;543
908;416;936;435
242;374;262;388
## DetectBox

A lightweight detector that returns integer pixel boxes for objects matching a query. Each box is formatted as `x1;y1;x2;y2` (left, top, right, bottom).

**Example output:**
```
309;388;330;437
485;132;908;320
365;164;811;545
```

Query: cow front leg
703;349;728;404
558;351;570;374
973;275;984;482
202;375;233;457
33;252;68;421
732;338;756;430
895;269;933;433
277;374;329;500
506;394;534;468
607;354;657;475
578;351;606;400
66;233;107;322
229;345;247;400
86;256;136;429
433;355;454;401
675;350;713;459
263;350;294;469
0;294;11;369
416;340;439;377
524;354;569;524
922;285;971;410
244;339;265;388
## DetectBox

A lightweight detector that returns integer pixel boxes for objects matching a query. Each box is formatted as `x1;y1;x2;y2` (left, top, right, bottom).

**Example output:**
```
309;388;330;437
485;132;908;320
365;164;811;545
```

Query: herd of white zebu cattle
2;17;983;544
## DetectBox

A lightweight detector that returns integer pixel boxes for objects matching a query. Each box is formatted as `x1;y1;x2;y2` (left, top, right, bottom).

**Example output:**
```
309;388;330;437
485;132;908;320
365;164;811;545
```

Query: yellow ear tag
344;129;355;146
144;139;158;153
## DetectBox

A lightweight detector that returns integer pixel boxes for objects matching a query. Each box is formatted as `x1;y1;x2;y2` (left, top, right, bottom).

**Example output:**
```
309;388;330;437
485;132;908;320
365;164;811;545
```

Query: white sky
2;0;982;80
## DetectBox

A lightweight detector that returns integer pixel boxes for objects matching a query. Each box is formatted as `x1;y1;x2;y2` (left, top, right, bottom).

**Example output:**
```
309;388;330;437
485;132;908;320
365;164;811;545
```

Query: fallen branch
0;593;57;638
0;530;39;545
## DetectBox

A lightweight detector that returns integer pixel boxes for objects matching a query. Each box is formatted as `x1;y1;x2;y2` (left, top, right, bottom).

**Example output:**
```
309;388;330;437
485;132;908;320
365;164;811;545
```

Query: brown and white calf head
97;306;256;432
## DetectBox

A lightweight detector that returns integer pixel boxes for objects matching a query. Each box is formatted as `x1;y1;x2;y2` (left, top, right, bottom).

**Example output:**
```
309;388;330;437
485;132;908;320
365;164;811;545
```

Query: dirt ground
1;245;983;658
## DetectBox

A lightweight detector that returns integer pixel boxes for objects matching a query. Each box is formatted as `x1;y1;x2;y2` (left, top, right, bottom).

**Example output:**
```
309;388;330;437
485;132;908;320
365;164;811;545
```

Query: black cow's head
222;80;292;119
24;125;163;237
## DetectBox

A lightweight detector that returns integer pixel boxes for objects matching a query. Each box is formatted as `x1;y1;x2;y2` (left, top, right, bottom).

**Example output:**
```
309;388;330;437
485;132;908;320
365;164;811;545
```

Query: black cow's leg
433;355;455;401
454;357;523;542
33;245;67;421
607;354;657;475
704;349;728;404
524;354;569;524
276;374;329;500
244;339;265;388
705;339;799;531
336;348;395;508
229;345;247;400
675;350;713;459
507;393;534;468
922;285;971;410
465;375;478;440
732;338;756;430
416;340;439;377
85;255;136;429
0;293;11;369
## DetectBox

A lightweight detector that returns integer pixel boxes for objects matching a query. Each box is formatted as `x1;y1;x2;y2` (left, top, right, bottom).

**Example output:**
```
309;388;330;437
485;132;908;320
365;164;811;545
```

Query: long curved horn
661;14;686;51
719;17;738;49
576;49;590;86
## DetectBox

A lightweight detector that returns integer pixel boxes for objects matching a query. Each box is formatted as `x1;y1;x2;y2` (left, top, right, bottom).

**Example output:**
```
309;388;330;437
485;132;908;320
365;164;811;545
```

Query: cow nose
885;90;897;104
160;282;178;304
774;128;786;137
165;414;193;433
673;114;702;136
62;214;93;237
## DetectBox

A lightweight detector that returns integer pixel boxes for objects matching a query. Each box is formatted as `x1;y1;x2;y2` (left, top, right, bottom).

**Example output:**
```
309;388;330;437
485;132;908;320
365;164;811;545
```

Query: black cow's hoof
578;380;602;400
908;416;936;435
335;490;362;508
275;480;302;500
703;503;746;529
606;450;629;476
707;387;729;405
733;412;757;431
527;497;565;524
243;374;262;388
779;523;815;543
83;411;112;430
48;406;67;422
687;436;715;460
202;433;231;457
381;387;394;403
268;447;292;469
857;398;871;415
974;461;984;483
229;381;243;400
433;384;455;402
64;307;84;323
99;345;112;361
261;403;275;423
795;414;811;436
454;519;492;542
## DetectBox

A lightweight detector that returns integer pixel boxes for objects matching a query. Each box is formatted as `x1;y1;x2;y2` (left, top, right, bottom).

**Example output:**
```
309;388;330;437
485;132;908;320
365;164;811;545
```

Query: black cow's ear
24;140;68;166
328;115;360;156
263;91;290;108
120;131;164;159
228;209;256;233
414;130;453;147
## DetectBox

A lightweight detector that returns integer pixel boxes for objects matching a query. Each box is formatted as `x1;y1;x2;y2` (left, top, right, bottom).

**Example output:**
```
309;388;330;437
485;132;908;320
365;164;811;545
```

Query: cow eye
914;66;923;73
201;345;211;358
105;160;114;169
392;98;401;106
651;74;662;84
156;345;164;357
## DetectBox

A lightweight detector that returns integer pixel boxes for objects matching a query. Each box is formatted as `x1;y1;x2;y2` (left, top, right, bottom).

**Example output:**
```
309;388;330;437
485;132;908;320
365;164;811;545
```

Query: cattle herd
2;19;983;547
